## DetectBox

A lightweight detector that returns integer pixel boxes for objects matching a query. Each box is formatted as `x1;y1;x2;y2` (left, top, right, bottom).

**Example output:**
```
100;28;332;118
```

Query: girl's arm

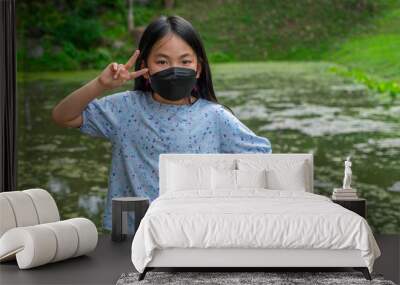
52;49;148;128
217;106;272;154
51;77;105;128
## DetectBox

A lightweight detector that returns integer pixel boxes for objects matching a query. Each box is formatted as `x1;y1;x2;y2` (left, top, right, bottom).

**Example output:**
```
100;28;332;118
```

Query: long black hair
133;15;235;115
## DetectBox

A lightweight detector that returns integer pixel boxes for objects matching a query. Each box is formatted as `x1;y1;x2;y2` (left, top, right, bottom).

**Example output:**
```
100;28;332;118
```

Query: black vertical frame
0;0;17;192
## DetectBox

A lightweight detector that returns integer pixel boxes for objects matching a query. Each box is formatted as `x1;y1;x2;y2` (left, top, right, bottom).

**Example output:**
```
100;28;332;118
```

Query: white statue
342;156;352;190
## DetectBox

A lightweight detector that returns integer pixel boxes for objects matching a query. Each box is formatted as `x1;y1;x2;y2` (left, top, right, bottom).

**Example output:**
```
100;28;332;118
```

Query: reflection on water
17;62;400;234
388;182;400;193
47;175;71;195
78;195;104;215
215;62;400;234
260;112;397;136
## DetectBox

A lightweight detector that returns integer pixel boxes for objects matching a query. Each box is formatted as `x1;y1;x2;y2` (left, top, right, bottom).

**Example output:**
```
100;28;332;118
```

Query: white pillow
167;162;211;191
266;165;307;191
237;169;268;189
237;159;309;191
166;160;237;192
211;168;237;190
211;168;268;191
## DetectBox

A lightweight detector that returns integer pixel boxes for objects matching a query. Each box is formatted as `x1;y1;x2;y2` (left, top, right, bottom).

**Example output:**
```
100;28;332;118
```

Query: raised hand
96;49;149;91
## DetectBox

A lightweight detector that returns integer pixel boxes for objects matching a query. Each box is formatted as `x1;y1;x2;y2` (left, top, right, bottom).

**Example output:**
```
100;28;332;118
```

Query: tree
164;0;174;9
127;0;134;33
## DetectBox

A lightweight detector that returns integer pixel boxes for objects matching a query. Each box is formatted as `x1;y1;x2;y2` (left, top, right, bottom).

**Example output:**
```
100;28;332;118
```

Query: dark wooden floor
0;234;398;285
0;235;135;285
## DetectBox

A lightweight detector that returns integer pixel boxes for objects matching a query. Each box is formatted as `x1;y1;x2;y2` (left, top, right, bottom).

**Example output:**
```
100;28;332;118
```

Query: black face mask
148;66;197;101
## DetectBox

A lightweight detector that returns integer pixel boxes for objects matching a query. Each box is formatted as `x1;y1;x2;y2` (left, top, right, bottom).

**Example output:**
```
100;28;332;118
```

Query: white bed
131;153;381;281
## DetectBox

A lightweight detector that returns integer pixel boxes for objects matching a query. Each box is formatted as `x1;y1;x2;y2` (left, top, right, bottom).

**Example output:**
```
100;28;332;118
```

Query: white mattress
131;189;381;273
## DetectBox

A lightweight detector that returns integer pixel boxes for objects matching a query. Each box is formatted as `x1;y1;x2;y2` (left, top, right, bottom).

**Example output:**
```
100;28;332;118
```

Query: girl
52;15;272;234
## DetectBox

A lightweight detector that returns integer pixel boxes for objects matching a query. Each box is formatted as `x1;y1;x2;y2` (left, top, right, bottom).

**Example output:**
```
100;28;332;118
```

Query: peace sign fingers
112;49;149;81
129;68;149;80
125;49;140;70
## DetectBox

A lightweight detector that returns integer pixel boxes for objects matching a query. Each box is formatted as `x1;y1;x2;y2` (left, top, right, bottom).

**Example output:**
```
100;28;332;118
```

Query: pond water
17;62;400;234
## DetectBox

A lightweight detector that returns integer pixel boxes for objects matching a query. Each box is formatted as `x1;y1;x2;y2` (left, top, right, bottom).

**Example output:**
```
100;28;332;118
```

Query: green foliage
16;0;129;71
15;0;400;104
329;66;400;102
58;18;103;49
323;3;400;83
134;1;165;26
16;0;393;71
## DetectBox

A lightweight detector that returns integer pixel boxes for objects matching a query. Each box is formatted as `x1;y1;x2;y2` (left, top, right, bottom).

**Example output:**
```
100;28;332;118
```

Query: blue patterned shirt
78;90;272;232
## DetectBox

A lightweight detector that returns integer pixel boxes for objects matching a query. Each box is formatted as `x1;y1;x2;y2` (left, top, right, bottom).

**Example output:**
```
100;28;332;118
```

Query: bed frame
137;153;372;281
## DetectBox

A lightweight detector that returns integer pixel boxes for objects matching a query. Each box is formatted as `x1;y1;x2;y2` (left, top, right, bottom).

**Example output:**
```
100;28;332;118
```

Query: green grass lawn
323;2;400;83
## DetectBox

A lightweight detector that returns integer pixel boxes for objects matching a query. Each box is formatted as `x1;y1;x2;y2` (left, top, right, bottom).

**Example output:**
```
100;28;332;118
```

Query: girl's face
141;33;202;80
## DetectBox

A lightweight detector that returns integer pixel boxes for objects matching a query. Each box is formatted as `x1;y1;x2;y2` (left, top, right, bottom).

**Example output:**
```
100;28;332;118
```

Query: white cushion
211;168;268;191
41;221;79;262
0;189;98;269
0;191;40;227
65;218;98;257
168;162;211;191
211;168;237;190
237;159;309;191
266;164;307;191
237;169;268;189
0;196;16;237
167;160;236;192
23;188;60;223
0;225;57;268
0;218;98;269
0;188;60;237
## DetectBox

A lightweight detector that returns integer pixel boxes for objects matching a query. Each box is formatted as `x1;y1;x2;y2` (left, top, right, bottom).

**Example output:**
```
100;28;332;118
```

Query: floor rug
116;271;396;285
